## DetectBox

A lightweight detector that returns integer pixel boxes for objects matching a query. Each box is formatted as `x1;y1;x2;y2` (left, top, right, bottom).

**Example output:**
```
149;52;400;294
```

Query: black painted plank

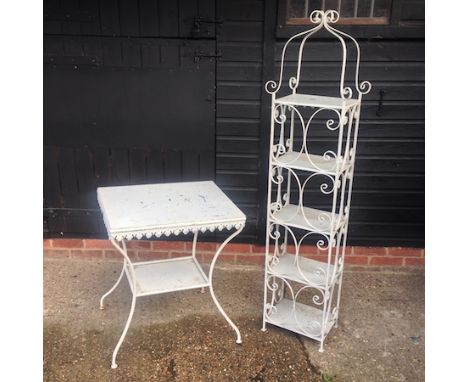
216;137;259;154
75;147;98;208
217;82;262;100
200;150;215;180
218;62;263;81
182;151;200;181
277;62;425;82
216;119;260;137
198;0;216;37
119;0;140;36
57;148;80;208
99;0;120;35
216;155;259;171
159;0;180;37
300;190;424;207
275;41;425;62
61;0;81;34
178;0;198;37
217;0;264;21
141;42;161;67
44;0;62;34
110;148;130;186
43;146;62;208
164;149;183;182
93;147;112;187
102;39;123;66
139;0;159;36
217;100;261;119
121;40;141;67
146;149;165;183
79;0;101;35
129;148;148;184
218;21;264;42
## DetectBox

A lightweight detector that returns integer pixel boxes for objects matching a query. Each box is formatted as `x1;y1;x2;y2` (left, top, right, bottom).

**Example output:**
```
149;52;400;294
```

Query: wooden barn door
44;0;216;237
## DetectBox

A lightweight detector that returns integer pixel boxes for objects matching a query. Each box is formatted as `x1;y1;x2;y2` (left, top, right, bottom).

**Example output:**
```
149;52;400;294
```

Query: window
286;0;392;25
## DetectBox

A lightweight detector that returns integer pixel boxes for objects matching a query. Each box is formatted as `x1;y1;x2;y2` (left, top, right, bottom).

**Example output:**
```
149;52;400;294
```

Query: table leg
106;239;138;369
191;231;205;293
100;261;125;310
208;226;243;344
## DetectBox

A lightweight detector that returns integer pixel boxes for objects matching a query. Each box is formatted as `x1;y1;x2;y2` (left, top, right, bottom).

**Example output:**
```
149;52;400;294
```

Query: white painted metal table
97;181;246;368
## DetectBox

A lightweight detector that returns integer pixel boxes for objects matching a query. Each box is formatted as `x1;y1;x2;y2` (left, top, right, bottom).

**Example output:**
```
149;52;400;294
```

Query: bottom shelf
265;298;335;340
131;257;209;296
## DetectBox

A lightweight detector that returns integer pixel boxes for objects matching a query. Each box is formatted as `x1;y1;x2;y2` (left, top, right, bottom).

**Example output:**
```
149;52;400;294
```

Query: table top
97;181;246;240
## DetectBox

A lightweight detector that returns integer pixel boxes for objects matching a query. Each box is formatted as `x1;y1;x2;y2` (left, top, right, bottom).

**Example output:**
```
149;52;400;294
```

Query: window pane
374;0;391;17
286;0;391;23
288;0;308;18
324;0;339;12
340;0;356;17
308;0;324;13
357;0;372;17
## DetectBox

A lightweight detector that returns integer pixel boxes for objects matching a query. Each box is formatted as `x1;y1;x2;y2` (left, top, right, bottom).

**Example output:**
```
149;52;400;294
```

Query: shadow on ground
44;315;320;382
44;259;424;382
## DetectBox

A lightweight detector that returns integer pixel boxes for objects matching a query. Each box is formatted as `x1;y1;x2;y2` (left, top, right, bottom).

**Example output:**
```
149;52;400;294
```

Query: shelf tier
275;93;359;109
130;257;209;297
265;298;335;340
267;253;339;288
271;204;344;233
272;151;349;175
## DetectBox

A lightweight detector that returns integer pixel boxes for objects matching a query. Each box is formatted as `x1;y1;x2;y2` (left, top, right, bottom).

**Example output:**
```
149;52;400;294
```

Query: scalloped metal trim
106;222;246;241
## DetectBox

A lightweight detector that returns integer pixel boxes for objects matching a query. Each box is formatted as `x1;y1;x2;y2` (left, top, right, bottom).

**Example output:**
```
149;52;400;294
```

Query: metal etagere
261;10;371;352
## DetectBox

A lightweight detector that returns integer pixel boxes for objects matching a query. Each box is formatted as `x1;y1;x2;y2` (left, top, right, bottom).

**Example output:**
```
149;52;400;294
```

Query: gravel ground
44;259;424;381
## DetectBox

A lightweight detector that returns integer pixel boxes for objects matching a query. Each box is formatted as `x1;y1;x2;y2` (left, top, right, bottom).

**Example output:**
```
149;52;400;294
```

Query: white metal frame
261;10;371;352
97;182;245;369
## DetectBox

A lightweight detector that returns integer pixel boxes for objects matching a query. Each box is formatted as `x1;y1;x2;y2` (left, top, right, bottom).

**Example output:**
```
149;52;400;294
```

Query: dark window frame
277;0;425;39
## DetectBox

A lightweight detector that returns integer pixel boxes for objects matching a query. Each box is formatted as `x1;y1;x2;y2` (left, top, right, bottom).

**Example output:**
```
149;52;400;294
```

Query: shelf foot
319;343;324;353
200;287;205;294
111;363;118;369
236;338;242;344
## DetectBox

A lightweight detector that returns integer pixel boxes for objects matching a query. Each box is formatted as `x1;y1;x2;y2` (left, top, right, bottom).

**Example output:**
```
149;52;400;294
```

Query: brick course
44;239;424;271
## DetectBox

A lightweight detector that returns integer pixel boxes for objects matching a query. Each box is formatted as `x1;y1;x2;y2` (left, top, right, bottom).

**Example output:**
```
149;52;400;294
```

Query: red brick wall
44;239;424;271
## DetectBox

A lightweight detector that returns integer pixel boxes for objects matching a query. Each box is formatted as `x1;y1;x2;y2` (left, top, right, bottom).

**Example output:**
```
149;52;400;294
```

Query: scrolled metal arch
325;22;372;97
302;170;336;197
265;18;323;95
310;9;340;24
273;104;287;124
288;76;298;91
296;284;326;307
358;80;372;95
265;80;279;95
292;285;324;336
265;275;296;318
269;166;285;185
265;223;299;275
294;231;334;285
272;105;343;173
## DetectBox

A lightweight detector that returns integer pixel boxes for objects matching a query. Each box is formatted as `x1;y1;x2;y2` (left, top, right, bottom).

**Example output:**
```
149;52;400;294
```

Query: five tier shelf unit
261;10;371;352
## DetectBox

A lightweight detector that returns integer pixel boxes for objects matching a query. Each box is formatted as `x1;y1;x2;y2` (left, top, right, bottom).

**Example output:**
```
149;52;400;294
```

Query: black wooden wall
43;0;424;247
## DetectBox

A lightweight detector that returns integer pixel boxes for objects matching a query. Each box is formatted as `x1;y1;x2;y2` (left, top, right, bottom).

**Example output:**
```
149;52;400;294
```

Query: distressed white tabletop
97;181;246;240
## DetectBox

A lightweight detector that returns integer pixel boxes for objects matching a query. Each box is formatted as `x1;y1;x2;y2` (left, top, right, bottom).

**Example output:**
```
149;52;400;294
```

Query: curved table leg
208;226;244;344
100;261;125;310
111;291;136;368
106;239;138;369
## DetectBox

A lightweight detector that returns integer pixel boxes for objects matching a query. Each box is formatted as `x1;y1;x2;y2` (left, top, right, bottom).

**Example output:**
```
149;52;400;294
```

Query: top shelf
275;94;359;110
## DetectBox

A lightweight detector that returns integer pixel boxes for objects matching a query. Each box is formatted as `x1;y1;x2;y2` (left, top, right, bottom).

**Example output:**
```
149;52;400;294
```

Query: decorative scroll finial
265;10;371;99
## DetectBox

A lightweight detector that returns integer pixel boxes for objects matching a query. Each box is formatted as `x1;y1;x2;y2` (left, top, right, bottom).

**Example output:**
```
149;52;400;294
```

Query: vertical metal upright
261;10;371;352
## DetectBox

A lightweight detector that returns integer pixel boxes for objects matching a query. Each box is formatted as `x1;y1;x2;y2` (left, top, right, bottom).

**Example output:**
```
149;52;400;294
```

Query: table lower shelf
128;257;209;297
265;298;335;340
